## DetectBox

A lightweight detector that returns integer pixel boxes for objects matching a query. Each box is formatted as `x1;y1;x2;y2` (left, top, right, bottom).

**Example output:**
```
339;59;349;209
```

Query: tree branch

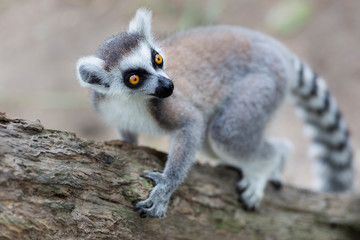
0;112;359;240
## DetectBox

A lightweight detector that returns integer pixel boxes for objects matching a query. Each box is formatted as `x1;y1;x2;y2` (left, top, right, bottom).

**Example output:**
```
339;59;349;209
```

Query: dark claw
140;212;147;218
145;202;153;208
270;180;283;190
237;194;244;203
141;171;160;186
243;204;256;212
148;178;158;186
131;200;138;206
134;201;153;215
236;185;247;195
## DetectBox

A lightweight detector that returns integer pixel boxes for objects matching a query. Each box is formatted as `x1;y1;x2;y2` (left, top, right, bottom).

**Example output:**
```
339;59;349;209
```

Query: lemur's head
76;8;173;98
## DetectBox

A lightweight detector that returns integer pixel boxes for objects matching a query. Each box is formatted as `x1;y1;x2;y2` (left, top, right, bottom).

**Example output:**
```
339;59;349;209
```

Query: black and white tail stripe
290;58;353;192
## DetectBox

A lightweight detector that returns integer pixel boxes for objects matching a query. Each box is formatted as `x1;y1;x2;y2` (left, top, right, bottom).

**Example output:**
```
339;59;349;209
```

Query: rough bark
0;112;359;240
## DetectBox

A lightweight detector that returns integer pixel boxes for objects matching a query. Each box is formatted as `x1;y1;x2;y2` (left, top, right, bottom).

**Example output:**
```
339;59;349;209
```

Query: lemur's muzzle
153;76;174;98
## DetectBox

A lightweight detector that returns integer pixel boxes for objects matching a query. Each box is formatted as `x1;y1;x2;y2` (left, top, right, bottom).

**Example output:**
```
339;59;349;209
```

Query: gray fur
97;32;144;71
207;73;288;209
135;109;204;217
76;8;354;218
118;129;138;146
90;90;105;111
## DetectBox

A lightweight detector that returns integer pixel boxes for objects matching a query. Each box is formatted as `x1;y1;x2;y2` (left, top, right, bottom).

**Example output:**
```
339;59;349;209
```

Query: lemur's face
76;10;173;99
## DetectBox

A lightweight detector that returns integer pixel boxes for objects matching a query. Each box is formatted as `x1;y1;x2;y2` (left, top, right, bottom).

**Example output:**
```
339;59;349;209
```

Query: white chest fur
97;96;167;136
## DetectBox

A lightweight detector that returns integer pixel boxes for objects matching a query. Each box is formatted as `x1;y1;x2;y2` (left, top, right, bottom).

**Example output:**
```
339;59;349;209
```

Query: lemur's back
161;26;294;113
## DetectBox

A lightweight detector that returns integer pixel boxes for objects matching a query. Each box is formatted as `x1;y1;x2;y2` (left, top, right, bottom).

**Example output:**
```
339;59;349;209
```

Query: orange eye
155;54;163;65
129;74;140;85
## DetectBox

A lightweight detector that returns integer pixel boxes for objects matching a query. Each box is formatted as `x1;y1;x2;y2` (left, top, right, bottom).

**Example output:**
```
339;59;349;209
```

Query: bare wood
0;112;359;240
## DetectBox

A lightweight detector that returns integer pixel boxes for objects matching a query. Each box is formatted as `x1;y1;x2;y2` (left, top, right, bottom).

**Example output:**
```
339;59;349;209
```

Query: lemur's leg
118;129;138;145
216;138;292;190
268;139;292;189
208;73;289;210
134;104;204;218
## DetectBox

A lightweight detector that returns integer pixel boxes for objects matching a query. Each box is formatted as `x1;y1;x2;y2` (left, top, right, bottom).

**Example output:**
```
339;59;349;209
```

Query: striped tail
290;57;354;192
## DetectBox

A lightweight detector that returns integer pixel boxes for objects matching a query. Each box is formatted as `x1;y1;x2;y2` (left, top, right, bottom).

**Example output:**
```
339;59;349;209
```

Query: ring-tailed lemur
76;8;354;218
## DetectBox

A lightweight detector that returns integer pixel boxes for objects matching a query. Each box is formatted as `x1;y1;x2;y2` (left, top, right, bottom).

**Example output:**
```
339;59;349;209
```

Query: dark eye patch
123;68;149;89
151;48;163;69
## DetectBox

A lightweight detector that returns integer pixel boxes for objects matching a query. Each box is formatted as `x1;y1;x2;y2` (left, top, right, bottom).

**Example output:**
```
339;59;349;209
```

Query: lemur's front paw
142;170;164;186
236;176;266;211
135;171;169;218
134;184;170;218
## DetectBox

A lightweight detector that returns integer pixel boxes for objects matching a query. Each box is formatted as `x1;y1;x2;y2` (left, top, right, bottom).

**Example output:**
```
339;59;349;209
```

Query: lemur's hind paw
142;170;164;186
236;177;266;211
270;179;283;190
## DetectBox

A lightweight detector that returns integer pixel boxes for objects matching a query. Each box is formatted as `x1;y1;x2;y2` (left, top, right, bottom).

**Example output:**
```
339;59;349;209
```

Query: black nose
154;76;174;98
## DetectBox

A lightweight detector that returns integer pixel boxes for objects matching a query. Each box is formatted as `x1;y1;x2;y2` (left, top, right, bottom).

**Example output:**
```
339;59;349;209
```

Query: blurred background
0;0;359;192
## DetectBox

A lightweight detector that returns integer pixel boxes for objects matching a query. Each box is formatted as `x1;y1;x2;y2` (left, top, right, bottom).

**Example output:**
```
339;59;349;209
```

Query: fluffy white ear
128;8;153;41
76;56;110;92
